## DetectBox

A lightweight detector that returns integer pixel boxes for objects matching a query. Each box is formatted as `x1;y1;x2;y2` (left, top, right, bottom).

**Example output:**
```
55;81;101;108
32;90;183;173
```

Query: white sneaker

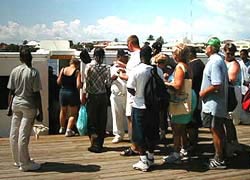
112;136;123;143
180;148;189;160
14;158;34;167
19;162;41;172
65;129;75;137
163;152;181;164
13;162;19;167
59;127;66;134
133;156;149;172
133;160;149;172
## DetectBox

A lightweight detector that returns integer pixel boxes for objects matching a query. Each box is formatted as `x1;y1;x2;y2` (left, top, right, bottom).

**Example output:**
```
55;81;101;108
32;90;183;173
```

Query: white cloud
1;1;250;44
199;0;250;40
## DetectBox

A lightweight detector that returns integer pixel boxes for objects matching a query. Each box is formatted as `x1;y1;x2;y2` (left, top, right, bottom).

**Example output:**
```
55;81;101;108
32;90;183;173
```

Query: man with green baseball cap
206;37;221;51
200;36;229;169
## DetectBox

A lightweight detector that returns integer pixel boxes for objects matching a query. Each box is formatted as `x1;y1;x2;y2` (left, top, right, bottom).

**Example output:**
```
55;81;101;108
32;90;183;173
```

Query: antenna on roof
190;0;193;42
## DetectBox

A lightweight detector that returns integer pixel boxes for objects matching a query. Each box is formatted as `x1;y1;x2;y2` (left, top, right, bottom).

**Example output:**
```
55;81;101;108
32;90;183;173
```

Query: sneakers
133;156;149;172
19;162;41;172
59;127;66;134
207;158;227;169
180;148;189;160
112;136;123;144
65;129;75;137
14;158;34;167
163;152;181;164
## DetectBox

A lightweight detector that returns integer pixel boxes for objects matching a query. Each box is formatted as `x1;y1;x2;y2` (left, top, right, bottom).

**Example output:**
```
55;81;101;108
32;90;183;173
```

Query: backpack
144;65;170;111
227;82;238;112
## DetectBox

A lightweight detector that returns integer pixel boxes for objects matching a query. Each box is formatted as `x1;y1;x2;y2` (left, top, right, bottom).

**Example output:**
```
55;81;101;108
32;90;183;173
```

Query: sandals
120;147;138;156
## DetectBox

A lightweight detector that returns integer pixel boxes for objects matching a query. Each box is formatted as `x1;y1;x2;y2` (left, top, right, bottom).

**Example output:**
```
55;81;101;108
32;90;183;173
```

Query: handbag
242;88;250;112
227;83;238;112
76;105;88;135
168;78;192;116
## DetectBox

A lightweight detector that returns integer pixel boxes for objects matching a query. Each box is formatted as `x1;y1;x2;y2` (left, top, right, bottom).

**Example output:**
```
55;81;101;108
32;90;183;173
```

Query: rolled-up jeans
9;105;36;166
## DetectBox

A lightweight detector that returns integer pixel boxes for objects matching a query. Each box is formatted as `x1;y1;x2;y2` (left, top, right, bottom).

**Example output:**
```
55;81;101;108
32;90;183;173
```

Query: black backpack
144;65;170;111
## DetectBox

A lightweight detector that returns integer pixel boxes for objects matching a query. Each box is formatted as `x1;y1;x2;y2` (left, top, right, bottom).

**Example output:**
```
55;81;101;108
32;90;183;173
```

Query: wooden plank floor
1;125;250;180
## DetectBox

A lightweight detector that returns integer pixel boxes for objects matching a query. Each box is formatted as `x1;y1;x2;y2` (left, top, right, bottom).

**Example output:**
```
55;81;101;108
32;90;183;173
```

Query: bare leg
172;123;182;152
211;127;225;160
67;106;78;130
59;106;67;128
127;116;132;140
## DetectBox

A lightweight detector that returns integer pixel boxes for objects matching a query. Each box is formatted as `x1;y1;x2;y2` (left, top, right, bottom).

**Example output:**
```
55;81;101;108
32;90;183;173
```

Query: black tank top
61;68;77;89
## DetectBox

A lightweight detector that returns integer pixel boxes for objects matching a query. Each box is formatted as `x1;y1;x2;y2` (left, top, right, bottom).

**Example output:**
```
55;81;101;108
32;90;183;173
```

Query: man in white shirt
119;35;141;156
110;49;129;143
127;45;162;172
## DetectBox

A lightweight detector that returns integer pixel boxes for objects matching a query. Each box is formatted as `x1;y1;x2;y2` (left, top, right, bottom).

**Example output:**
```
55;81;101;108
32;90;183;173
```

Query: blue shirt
200;53;229;118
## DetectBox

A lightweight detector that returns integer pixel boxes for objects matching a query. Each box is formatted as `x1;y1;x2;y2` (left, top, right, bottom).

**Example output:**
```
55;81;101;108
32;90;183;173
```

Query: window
0;76;10;109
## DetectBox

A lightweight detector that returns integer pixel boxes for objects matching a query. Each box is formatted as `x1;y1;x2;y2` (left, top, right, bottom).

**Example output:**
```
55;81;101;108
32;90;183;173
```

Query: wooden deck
1;125;250;180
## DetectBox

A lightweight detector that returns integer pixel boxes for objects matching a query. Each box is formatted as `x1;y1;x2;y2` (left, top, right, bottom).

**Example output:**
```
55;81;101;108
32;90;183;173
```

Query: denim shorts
131;107;160;148
59;88;80;106
131;107;146;147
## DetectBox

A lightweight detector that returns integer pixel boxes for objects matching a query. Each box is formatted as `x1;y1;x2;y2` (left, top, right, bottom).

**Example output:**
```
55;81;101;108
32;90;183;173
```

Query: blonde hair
154;53;167;63
172;43;190;63
70;58;80;67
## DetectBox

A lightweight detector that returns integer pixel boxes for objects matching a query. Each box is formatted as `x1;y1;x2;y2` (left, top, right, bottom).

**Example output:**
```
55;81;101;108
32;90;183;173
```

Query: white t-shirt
126;50;141;104
127;63;151;109
126;50;141;78
127;64;164;109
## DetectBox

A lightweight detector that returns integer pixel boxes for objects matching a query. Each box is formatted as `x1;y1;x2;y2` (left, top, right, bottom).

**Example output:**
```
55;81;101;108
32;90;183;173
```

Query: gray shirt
7;64;42;109
200;53;228;118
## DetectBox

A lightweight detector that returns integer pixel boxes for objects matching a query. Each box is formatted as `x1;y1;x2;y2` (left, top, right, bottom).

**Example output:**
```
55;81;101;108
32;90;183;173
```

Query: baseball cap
117;49;129;57
207;37;221;49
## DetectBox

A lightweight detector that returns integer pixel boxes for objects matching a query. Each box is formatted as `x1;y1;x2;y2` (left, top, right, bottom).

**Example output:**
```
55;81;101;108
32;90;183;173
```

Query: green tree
147;35;154;41
114;38;119;42
6;44;20;52
69;40;74;48
85;43;94;52
156;36;164;45
23;40;28;45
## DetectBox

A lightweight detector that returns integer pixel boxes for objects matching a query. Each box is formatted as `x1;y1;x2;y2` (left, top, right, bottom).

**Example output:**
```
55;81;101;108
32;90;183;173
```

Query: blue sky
0;0;250;44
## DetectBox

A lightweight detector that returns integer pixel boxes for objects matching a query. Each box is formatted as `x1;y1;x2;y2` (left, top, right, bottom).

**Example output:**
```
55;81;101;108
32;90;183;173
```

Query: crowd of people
7;35;250;172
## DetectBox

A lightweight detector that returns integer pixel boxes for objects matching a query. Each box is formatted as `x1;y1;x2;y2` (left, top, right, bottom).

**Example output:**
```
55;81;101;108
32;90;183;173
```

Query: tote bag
168;78;192;116
76;105;88;135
